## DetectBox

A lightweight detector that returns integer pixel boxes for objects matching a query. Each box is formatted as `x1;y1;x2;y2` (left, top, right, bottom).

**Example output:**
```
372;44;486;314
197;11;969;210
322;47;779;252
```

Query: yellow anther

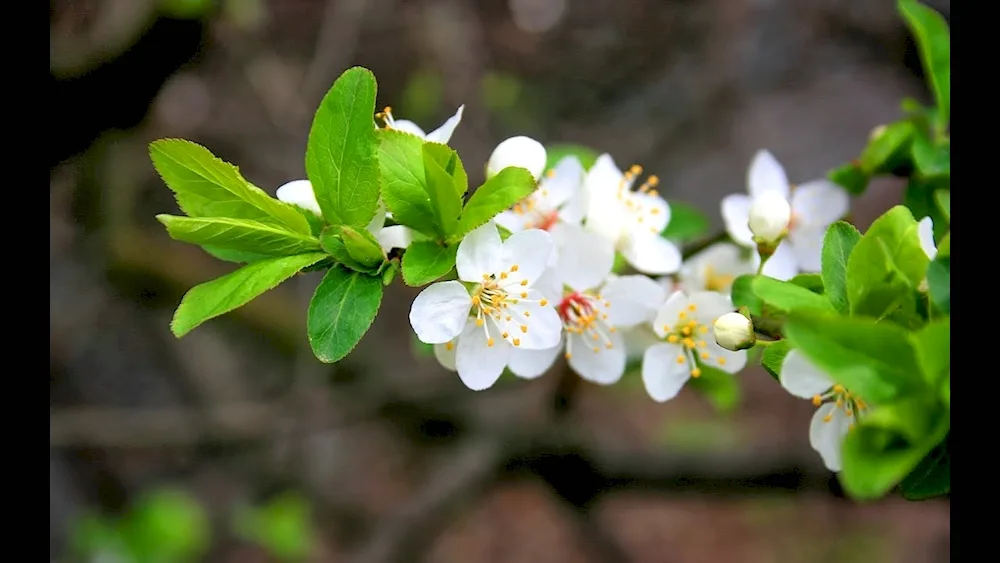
513;338;521;347
678;311;687;319
510;264;519;272
471;296;480;305
682;326;692;336
606;342;614;349
697;340;707;348
682;338;695;348
717;357;727;366
811;395;822;407
487;338;495;347
608;327;616;333
676;355;686;364
520;325;528;333
699;326;709;334
687;304;697;311
475;318;484;327
540;299;549;307
565;352;572;360
701;352;710;360
592;347;600;353
604;301;611;307
592;333;599;340
833;384;846;394
520;292;527;298
650;208;660;215
524;311;531;317
502;332;509;339
667;335;679;343
505;315;512;321
445;342;454;351
823;413;834;423
691;368;702;378
662;325;671;333
520;279;528;286
500;272;509;279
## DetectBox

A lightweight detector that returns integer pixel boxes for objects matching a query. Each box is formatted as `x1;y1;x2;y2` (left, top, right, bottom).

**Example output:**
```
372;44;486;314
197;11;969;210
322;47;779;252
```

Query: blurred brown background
50;0;951;561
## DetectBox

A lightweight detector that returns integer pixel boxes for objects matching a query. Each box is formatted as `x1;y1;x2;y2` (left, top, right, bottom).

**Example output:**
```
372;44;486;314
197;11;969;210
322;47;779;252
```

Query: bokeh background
50;0;951;561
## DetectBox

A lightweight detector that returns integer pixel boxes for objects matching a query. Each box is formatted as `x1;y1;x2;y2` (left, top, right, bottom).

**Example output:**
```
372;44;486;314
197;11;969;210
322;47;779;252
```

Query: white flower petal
602;275;666;327
809;403;851;472
753;240;798;280
787;226;826;272
532;269;564;303
583;155;627;241
688;291;736;324
642;342;691;402
424;104;465;144
780;349;834;399
487;136;547;180
790;179;850;228
548;223;615;291
568;330;627;385
634;193;671;234
621;324;662;361
541;156;585;210
377;225;416;252
679;243;754;293
456;221;503;281
276;179;322;216
918;216;937;259
500;229;554;286
508;340;563;379
620;233;682;275
652;290;690;337
455;319;511;390
721;194;754;247
391;120;427;138
409;281;472;344
494;210;527;233
507;296;563;349
747;149;790;199
701;338;748;374
433;340;458;371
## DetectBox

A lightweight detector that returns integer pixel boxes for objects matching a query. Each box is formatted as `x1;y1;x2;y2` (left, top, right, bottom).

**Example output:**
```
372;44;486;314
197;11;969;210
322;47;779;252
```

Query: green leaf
846;206;929;319
234;493;313;562
933;190;950;222
821;221;862;314
751;276;835;314
911;133;950;178
900;437;950;500
788;273;824;295
688;359;741;413
783;311;925;404
453;166;536;240
840;404;948;499
760;340;792;381
936;232;949;257
381;259;399;286
149;138;310;235
898;0;950;125
306;266;383;363
661;202;710;243
827;162;869;195
201;246;275;264
858;121;914;175
545;143;598;171
377;129;439;235
925;257;950;314
402;240;459;286
171;253;327;337
121;489;210;562
910;318;949;387
422;143;464;237
731;275;763;316
156;215;322;257
304;67;381;227
319;229;377;273
339;225;385;268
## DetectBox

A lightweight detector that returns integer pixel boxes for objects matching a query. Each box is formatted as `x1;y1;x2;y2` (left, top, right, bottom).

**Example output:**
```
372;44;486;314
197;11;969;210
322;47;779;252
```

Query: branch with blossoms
148;0;949;503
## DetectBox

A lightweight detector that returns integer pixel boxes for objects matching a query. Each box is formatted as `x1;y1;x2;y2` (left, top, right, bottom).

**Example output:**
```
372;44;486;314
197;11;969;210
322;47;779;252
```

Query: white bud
486;136;547;180
713;312;755;352
276;179;322;215
748;190;791;244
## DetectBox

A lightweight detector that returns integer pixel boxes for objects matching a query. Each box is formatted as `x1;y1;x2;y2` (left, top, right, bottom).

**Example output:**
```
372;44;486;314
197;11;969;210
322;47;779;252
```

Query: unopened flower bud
486;136;547;180
748;190;791;244
713;312;756;351
276;180;322;215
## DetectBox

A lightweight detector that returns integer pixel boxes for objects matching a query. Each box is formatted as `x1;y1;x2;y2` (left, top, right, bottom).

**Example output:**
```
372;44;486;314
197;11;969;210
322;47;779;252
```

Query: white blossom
748;190;792;244
641;291;747;402
376;105;465;144
918;216;937;259
721;150;850;278
583;154;682;275
487;136;548;180
408;221;562;390
674;242;755;295
495;156;587;233
779;350;870;472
